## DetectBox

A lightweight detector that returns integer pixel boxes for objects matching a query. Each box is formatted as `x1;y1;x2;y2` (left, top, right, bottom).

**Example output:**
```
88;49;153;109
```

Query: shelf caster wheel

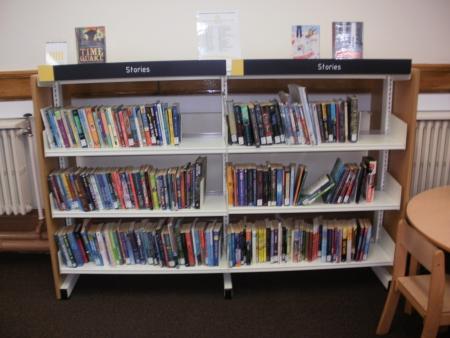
224;289;233;300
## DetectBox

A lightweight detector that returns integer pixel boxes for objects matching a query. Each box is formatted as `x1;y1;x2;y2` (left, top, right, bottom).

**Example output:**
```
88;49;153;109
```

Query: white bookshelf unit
33;59;413;299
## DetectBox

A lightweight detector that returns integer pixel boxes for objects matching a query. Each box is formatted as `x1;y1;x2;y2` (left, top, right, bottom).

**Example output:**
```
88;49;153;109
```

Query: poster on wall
291;25;320;59
45;42;68;65
332;22;363;59
75;26;106;64
196;10;241;63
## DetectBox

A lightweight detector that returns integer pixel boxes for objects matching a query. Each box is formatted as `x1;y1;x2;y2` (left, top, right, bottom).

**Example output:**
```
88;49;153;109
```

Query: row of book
226;84;360;148
41;103;181;149
49;157;207;211
226;162;308;207
323;156;377;204
55;218;222;268
227;217;372;267
225;156;376;207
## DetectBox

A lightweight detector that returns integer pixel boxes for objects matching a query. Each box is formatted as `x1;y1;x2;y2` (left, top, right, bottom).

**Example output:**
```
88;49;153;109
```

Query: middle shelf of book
49;173;401;218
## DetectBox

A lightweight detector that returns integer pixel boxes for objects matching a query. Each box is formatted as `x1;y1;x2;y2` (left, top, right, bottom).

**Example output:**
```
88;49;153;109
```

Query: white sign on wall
196;10;241;60
45;41;68;65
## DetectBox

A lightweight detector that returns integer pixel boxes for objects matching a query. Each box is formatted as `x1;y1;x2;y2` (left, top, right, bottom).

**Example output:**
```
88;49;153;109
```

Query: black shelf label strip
243;59;411;75
53;60;227;81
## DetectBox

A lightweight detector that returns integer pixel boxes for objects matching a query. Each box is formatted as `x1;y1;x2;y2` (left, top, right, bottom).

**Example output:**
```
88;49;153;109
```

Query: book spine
349;96;359;142
261;105;273;144
226;100;238;144
248;104;260;147
254;104;267;145
269;104;281;144
62;232;77;267
272;101;285;143
144;106;156;145
233;104;245;145
86;108;100;147
172;104;181;145
54;109;71;148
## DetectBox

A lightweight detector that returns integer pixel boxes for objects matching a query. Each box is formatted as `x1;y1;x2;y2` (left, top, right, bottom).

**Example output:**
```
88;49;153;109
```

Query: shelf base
59;241;392;274
60;274;79;299
372;266;392;289
223;273;233;299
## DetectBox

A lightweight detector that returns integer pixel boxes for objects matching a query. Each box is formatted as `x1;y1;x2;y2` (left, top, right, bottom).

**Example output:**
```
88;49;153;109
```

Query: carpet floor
0;253;447;338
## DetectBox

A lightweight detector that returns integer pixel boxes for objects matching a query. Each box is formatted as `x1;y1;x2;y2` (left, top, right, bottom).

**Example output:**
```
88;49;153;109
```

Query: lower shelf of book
58;241;393;275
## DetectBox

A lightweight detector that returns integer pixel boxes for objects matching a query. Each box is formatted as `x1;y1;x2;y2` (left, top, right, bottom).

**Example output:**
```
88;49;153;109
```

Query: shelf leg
371;266;392;289
223;273;233;299
60;274;79;299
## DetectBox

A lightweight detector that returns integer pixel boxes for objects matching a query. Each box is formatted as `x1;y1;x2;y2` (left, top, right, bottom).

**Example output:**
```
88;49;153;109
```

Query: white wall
1;0;450;70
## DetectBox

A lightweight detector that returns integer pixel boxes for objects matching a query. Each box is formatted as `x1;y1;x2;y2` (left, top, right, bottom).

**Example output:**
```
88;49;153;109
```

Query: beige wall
1;0;450;70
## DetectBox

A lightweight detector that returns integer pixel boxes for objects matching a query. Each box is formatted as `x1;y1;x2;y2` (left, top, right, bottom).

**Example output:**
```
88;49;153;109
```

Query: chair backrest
393;219;445;278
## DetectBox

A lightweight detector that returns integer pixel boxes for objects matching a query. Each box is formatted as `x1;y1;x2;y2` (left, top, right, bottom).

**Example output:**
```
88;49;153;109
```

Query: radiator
411;114;450;196
0;118;32;215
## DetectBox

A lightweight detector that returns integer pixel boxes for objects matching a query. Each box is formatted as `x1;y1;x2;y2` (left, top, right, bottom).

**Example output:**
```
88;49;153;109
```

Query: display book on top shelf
35;59;411;299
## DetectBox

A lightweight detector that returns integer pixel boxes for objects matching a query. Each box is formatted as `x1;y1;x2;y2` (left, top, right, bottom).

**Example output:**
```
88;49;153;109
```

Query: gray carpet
0;253;443;338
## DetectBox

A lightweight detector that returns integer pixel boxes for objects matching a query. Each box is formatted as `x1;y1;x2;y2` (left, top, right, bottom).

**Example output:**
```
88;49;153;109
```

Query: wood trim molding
0;65;449;101
414;64;450;93
0;70;36;100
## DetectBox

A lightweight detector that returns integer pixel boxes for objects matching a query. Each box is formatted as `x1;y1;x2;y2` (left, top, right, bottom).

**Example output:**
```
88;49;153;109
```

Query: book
300;175;335;206
348;96;360;142
362;156;377;202
291;25;320;59
75;26;106;63
332;22;363;59
226;100;238;144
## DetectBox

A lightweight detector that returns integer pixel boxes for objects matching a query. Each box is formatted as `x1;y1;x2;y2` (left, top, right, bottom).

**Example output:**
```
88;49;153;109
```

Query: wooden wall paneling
1;64;449;101
0;70;36;100
384;68;420;239
416;64;450;93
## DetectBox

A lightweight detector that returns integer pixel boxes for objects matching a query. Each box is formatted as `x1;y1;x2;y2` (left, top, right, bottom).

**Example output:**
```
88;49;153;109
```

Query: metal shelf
227;115;406;154
51;193;227;218
59;241;392;275
228;174;401;214
44;115;406;157
44;133;226;157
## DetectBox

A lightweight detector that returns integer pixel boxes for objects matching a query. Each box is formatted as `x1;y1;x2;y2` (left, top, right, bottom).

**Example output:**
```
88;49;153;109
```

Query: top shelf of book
38;59;412;85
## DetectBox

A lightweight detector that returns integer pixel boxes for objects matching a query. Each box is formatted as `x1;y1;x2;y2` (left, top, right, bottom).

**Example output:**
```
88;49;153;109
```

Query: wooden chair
376;219;450;338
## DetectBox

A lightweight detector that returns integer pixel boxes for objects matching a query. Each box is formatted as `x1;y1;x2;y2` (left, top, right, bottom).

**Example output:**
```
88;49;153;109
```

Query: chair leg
376;285;401;335
405;256;420;315
421;315;440;338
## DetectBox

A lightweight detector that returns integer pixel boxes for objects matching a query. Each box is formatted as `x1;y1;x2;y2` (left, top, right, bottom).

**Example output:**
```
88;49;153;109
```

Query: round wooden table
406;186;450;252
